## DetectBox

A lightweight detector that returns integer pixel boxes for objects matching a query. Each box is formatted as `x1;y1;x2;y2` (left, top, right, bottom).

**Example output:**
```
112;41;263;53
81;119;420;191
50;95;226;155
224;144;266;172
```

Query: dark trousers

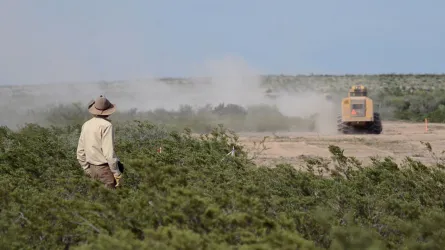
88;163;116;189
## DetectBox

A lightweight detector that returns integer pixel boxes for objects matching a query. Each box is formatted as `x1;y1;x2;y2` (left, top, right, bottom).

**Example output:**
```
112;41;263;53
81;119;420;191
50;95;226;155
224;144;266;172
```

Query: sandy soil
237;121;445;168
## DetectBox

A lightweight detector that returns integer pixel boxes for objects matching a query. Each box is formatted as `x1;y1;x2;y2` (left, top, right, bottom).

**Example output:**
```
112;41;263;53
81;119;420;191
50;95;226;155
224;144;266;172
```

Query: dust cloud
0;55;337;132
273;91;339;134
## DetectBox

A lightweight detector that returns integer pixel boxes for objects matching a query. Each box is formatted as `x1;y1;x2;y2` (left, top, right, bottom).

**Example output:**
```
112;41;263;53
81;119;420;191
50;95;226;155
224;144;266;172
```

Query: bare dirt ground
237;121;445;168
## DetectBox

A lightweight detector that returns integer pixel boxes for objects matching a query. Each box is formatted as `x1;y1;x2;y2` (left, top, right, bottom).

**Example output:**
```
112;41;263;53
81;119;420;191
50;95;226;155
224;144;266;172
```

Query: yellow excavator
337;85;382;134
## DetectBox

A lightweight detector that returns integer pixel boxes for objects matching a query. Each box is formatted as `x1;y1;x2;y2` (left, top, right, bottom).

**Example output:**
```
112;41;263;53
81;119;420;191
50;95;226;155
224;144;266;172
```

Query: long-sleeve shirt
76;117;121;176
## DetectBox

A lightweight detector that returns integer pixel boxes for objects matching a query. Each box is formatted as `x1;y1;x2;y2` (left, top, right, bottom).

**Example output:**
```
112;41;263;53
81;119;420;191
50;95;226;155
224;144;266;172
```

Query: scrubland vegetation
262;74;445;123
1;74;444;133
2;74;445;249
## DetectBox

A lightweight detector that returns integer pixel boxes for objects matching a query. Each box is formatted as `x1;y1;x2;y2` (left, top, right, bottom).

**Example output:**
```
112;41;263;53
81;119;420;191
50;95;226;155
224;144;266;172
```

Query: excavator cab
348;85;368;97
348;85;368;117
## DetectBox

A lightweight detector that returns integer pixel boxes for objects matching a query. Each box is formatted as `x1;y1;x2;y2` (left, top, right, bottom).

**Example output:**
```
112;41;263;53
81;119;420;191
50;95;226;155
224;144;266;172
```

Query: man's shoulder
84;117;112;127
82;118;94;127
97;117;112;127
82;117;112;129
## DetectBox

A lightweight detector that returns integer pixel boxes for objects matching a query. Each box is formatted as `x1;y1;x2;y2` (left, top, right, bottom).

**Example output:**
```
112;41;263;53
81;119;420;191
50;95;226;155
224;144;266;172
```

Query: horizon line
1;72;445;87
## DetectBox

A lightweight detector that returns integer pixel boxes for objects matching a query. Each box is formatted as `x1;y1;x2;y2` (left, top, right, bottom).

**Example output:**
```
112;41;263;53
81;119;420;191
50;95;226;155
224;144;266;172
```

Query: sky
0;0;444;85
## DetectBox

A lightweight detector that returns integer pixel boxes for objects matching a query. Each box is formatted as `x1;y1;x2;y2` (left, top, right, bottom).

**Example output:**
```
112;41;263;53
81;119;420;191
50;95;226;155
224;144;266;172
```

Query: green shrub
35;102;318;133
2;74;445;248
1;120;445;249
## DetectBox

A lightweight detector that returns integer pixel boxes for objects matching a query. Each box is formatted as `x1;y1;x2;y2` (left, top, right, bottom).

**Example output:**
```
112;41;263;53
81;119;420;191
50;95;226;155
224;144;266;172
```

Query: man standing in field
76;95;123;189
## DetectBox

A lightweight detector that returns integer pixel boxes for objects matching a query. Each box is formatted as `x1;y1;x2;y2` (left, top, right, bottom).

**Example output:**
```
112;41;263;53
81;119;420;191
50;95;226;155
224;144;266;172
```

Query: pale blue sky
0;0;444;85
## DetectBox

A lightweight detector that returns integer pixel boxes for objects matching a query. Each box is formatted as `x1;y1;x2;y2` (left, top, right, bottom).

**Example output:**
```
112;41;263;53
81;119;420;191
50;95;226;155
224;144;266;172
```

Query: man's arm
102;123;121;176
76;125;89;170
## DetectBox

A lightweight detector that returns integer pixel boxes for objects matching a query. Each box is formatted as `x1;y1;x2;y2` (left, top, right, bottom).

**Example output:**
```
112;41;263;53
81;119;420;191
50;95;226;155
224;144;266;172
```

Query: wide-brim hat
87;99;95;109
88;95;116;116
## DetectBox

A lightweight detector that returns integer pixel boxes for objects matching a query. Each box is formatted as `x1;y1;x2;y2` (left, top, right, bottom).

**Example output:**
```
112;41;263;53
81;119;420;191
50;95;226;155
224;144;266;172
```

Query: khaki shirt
76;117;121;176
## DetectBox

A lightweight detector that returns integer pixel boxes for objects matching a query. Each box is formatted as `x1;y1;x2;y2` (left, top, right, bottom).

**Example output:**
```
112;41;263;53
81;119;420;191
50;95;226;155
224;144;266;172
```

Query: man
76;95;123;189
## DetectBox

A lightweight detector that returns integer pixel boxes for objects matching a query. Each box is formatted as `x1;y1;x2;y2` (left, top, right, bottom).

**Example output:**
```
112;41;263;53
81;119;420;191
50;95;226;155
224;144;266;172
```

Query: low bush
32;102;318;133
1;120;445;249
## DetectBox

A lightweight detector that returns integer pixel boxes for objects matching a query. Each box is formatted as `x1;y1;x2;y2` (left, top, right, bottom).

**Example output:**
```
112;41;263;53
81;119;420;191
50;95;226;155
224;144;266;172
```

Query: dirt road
237;121;445;168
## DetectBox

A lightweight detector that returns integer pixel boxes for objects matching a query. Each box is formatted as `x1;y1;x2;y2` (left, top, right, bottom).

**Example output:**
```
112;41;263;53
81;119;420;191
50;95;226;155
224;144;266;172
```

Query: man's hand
114;173;123;187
